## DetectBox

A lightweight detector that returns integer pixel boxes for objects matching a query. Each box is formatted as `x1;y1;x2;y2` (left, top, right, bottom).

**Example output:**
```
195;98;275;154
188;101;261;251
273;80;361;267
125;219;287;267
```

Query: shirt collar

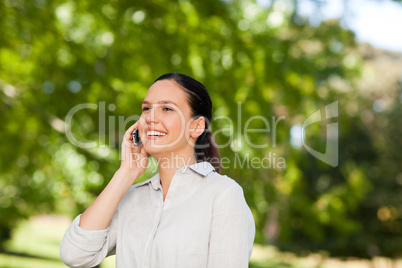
142;161;216;191
150;173;161;191
187;161;216;176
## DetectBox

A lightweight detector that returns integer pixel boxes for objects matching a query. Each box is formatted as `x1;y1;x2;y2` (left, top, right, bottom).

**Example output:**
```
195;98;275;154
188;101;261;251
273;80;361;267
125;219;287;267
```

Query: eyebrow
141;100;179;106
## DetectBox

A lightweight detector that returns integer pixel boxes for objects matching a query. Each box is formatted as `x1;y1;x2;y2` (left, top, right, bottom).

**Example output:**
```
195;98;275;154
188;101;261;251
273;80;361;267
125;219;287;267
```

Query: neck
155;151;196;198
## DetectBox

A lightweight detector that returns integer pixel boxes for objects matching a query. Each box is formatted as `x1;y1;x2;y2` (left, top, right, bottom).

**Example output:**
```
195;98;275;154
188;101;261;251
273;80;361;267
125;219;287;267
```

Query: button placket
143;170;186;267
143;187;164;268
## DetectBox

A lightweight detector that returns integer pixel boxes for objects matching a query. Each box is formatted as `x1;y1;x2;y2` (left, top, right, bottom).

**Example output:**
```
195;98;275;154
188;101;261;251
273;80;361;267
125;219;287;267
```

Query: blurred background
0;0;401;267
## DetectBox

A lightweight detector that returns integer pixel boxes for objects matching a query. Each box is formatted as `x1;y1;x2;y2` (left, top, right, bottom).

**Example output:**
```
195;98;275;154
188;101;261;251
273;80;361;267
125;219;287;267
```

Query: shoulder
204;172;246;203
205;173;253;219
120;177;153;204
206;171;243;191
128;178;151;192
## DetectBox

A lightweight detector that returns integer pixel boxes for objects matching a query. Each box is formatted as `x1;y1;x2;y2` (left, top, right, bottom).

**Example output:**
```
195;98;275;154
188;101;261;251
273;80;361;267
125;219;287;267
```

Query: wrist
116;168;140;183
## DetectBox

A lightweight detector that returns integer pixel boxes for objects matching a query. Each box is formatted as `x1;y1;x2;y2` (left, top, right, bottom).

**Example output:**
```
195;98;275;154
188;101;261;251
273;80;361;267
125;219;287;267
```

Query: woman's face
138;79;197;158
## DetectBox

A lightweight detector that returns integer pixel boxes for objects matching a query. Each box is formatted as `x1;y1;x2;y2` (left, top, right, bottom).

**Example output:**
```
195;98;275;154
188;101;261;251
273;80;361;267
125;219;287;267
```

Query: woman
60;73;255;268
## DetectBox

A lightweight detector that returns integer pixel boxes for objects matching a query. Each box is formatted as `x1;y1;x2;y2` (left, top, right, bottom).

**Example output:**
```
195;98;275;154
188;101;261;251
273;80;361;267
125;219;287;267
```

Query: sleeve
59;208;118;268
207;183;256;268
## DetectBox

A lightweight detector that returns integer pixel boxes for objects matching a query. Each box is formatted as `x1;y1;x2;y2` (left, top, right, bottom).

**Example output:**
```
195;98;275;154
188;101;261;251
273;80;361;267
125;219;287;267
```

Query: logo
302;101;338;167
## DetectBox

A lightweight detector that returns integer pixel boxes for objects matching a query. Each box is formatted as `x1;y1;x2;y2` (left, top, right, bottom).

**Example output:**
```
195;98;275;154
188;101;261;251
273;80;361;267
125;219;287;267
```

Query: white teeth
147;131;166;137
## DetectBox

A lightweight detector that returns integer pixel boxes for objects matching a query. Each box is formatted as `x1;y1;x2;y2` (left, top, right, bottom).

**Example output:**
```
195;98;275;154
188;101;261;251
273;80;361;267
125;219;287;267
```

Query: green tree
0;0;400;259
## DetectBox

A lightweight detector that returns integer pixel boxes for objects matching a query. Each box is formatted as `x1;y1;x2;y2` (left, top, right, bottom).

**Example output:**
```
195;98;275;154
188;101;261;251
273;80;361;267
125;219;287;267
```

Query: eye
163;106;173;111
142;106;150;111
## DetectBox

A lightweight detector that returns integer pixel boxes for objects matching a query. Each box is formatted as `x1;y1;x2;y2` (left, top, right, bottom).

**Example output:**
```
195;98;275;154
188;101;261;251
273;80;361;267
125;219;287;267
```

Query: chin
143;143;169;157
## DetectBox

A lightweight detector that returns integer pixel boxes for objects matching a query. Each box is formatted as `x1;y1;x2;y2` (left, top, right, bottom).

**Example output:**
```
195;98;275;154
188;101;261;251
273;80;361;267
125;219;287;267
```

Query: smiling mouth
146;131;167;138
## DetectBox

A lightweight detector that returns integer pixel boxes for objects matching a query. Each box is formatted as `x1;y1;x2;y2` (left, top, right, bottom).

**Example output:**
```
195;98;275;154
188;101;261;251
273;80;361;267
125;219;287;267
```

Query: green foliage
0;0;401;258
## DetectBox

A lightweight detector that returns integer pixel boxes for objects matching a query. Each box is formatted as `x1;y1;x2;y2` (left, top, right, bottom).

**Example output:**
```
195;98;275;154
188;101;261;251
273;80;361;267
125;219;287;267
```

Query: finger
130;147;141;159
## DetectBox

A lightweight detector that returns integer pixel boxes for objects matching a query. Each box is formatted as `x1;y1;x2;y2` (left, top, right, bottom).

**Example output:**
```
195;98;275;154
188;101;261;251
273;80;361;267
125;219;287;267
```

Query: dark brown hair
154;72;222;173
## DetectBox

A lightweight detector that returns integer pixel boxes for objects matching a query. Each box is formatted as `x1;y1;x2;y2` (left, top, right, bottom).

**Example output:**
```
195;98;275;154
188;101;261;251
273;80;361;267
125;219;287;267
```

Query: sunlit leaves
0;0;401;257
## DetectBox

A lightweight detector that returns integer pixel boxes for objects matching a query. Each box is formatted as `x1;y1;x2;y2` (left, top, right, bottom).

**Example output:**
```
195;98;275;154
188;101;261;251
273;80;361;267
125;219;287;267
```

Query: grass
0;215;115;268
0;214;401;268
250;243;402;268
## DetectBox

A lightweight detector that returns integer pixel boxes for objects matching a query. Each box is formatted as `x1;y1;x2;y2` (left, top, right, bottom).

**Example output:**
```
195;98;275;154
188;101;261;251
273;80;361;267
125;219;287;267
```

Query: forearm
79;168;139;230
60;215;112;268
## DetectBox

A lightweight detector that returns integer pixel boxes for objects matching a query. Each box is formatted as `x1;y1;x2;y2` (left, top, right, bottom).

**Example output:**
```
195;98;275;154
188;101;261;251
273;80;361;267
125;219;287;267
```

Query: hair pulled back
154;72;222;173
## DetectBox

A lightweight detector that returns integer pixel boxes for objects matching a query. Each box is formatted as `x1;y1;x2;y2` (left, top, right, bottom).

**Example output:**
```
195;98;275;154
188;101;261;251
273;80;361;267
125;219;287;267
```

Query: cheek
166;114;184;128
166;117;189;138
137;117;146;131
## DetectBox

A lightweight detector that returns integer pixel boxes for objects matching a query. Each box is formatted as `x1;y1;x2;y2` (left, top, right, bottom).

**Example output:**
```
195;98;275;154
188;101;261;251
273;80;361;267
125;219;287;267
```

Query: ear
190;116;206;139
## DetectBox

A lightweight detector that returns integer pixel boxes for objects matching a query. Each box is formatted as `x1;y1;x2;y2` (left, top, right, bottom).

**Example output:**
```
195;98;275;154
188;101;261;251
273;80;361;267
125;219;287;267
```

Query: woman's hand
119;121;148;181
79;121;148;231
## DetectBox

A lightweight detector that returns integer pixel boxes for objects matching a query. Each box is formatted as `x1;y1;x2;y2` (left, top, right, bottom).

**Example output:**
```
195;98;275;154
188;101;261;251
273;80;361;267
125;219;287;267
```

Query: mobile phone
132;129;142;146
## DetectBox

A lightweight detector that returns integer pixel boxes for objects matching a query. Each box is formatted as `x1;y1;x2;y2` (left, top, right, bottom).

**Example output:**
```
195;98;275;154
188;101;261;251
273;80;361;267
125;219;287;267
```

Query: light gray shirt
60;161;255;268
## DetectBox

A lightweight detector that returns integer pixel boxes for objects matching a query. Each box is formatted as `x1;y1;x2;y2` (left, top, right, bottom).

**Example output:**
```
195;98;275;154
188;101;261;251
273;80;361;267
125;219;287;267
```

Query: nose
144;106;160;124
